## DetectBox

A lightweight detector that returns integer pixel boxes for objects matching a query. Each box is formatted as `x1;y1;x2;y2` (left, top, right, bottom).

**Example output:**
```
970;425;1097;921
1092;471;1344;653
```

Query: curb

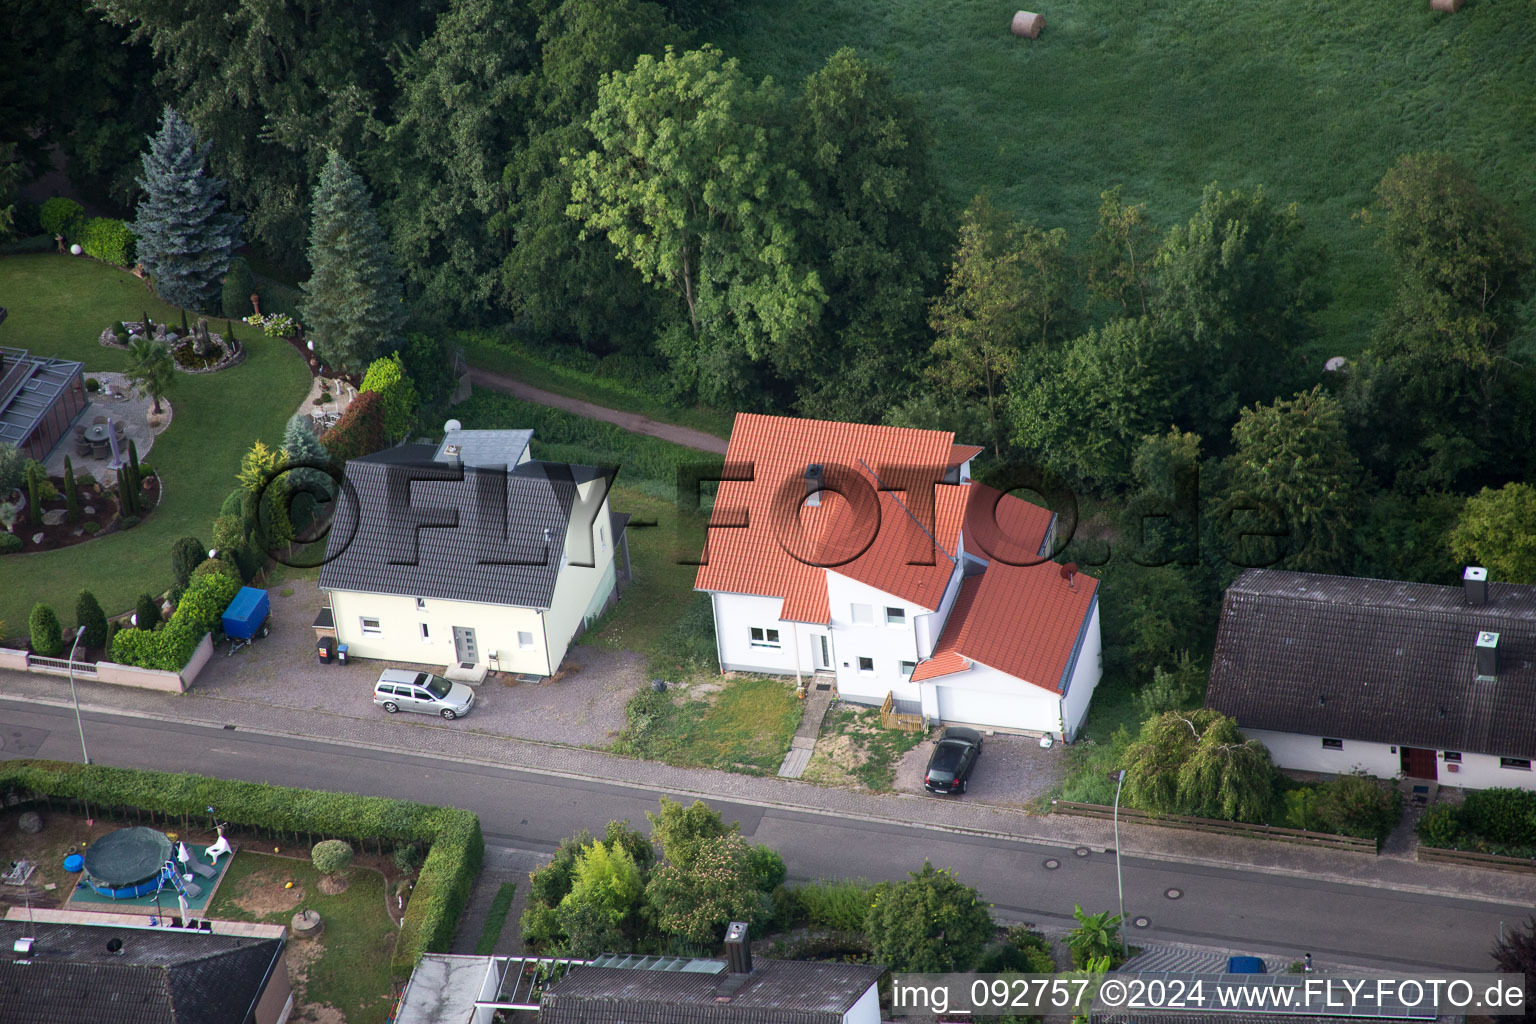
6;692;1532;908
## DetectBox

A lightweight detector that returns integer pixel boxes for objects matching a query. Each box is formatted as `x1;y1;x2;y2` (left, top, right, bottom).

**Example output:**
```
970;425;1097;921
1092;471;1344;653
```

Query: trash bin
336;643;349;665
317;637;336;664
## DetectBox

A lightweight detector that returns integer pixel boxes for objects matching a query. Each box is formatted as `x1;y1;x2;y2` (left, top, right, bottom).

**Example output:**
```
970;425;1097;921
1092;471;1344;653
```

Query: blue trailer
221;587;271;656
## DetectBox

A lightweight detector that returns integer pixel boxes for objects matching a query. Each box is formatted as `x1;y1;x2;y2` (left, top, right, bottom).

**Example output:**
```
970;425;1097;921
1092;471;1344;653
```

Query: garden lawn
208;852;397;1024
718;0;1536;358
613;675;802;774
0;254;310;636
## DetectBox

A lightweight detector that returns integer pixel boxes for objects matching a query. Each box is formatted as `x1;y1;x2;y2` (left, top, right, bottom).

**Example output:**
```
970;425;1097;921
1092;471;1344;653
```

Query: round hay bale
1429;0;1463;11
1011;10;1044;38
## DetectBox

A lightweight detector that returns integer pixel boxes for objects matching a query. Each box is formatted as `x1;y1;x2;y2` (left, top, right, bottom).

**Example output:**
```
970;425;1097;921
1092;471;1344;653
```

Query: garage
934;684;1050;733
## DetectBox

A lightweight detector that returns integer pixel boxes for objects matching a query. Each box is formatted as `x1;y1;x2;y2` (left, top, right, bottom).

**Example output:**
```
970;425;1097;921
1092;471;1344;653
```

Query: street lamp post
66;629;91;765
1111;769;1127;959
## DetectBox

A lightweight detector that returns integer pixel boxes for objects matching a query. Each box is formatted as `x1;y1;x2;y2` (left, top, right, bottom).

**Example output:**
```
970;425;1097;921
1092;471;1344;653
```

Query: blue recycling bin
337;643;349;665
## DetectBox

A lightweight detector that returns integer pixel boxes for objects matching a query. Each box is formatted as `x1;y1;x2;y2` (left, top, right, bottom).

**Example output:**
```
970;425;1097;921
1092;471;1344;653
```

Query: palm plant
1067;904;1124;968
125;337;175;414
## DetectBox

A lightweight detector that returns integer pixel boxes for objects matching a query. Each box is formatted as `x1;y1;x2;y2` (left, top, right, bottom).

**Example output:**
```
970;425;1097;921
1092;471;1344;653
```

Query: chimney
443;444;461;462
724;921;752;974
804;464;823;508
1464;566;1488;606
1475;631;1499;681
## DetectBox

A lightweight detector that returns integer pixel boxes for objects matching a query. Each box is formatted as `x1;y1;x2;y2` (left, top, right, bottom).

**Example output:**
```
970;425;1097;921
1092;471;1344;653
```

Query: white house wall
1441;751;1536;790
713;592;814;676
842;983;881;1024
824;571;926;705
915;561;965;659
542;488;619;667
1245;728;1536;791
919;660;1062;733
327;589;550;676
1059;599;1102;741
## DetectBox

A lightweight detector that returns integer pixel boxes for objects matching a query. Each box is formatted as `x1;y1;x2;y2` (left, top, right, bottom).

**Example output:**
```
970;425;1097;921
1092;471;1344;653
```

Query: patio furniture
92;415;108;425
75;438;93;456
84;424;110;444
90;439;109;458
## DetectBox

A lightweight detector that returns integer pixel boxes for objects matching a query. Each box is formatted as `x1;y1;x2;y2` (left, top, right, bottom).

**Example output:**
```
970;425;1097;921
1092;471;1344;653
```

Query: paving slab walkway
778;686;833;779
5;668;1536;908
466;367;728;455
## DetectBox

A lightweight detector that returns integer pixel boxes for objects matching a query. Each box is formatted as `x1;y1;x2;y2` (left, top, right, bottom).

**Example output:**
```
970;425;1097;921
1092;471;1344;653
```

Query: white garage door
934;686;1038;731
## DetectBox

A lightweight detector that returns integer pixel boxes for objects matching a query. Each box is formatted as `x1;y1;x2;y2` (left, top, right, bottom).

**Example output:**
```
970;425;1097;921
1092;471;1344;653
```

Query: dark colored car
924;727;983;794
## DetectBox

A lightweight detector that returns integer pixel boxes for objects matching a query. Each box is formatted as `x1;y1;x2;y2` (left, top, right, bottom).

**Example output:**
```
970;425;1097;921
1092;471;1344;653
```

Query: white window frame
858;656;874;674
750;627;781;649
419;623;430;642
901;660;916;678
851;604;873;625
1501;757;1532;771
517;630;535;651
360;617;381;636
885;606;906;626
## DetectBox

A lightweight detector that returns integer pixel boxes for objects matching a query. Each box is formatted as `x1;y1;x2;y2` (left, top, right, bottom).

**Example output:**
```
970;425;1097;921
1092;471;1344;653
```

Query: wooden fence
1417;845;1536;874
879;691;926;733
1051;800;1378;853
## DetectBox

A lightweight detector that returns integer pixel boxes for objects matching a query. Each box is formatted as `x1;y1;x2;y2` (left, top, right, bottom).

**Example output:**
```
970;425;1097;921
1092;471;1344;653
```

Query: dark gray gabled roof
0;346;84;449
1206;569;1536;759
318;445;606;609
539;959;882;1024
0;921;283;1024
432;427;533;469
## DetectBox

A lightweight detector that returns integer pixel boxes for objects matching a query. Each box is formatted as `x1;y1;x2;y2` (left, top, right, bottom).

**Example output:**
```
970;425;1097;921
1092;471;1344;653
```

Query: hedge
109;571;242;670
79;217;136;266
39;197;84;239
0;759;483;977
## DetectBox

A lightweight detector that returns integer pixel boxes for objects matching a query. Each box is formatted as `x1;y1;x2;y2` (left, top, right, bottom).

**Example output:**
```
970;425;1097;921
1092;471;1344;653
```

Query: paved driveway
192;582;643;747
893;732;1066;809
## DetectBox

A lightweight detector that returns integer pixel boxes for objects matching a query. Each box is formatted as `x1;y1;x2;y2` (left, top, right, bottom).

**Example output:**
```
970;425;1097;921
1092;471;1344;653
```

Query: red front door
1401;747;1438;781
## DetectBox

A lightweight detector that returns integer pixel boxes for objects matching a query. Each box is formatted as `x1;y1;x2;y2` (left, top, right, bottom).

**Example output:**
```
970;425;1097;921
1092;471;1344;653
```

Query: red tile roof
695;414;966;620
913;563;1098;693
963;482;1056;566
949;444;985;466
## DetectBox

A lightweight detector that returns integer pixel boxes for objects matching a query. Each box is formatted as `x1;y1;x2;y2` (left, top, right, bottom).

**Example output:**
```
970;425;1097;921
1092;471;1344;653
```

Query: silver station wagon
373;669;475;720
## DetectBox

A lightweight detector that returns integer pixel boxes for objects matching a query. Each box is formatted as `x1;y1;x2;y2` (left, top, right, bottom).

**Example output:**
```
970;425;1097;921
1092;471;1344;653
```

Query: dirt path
466;366;729;455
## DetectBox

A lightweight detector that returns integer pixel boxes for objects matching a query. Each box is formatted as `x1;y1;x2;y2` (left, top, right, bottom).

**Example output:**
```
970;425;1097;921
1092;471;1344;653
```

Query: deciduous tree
1122;709;1278;823
1086;185;1157;315
646;833;767;946
1449;483;1536;584
866;861;993;973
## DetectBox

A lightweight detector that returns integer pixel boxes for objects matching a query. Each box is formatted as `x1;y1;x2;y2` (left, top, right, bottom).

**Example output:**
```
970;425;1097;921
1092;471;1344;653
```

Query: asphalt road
0;699;1514;972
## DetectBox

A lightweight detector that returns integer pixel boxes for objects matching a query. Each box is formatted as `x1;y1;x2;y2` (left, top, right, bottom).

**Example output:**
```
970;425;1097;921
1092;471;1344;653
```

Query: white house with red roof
694;414;1102;739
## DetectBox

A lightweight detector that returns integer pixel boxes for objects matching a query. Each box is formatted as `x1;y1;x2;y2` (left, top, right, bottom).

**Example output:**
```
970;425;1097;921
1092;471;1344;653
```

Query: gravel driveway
193;579;644;747
893;732;1067;809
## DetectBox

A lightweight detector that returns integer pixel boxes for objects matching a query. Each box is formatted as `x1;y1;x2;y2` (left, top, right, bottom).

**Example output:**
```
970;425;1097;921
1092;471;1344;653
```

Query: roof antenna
1059;562;1078;589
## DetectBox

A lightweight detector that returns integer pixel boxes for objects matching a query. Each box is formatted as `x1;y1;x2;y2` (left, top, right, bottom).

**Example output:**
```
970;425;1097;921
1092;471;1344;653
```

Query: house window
901;660;916;677
1443;751;1462;762
851;604;873;625
885;607;906;626
858;657;874;673
360;617;381;635
415;597;426;610
517;631;535;651
1321;738;1343;750
750;627;781;648
599;526;606;552
419;623;430;642
1501;757;1532;771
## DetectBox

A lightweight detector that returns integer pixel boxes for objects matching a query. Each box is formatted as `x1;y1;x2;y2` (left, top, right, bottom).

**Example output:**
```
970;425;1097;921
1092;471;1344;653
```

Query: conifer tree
282;413;334;529
63;456;80;524
131;107;242;313
302;151;402;372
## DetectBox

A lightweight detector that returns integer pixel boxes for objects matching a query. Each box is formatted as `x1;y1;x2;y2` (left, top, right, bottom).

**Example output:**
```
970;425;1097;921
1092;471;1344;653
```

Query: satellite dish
1059;562;1078;588
443;418;462;434
1323;356;1348;372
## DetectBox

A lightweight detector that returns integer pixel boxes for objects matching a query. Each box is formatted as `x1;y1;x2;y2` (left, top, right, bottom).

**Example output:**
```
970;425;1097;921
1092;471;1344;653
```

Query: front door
1401;747;1438;781
815;635;831;670
452;626;478;667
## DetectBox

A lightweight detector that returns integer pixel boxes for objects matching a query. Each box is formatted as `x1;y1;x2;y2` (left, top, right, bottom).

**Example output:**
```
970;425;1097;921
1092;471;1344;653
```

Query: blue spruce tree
282;413;334;531
131;107;242;313
302;151;403;372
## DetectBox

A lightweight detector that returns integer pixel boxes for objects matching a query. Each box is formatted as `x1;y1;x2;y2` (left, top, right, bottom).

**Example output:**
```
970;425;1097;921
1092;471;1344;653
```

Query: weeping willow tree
1122;709;1278;823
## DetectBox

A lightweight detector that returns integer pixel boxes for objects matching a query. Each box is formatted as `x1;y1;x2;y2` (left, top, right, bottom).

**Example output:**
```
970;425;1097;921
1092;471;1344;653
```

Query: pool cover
82;827;173;887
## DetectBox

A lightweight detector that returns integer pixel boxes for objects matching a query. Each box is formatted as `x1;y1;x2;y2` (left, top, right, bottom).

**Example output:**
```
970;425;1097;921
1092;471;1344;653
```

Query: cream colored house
317;428;630;678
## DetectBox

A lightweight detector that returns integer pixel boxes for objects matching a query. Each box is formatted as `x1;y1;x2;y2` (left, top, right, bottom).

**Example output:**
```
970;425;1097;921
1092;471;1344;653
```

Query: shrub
311;839;354;877
171;535;207;589
118;514;141;530
360;352;419;440
796;879;876;932
1460;788;1536;848
322;390;388;463
977;925;1057;974
867;862;993;973
0;533;21;554
85;378;101;393
79;217;135;265
1282;787;1322;832
222;256;255;318
191;557;239;581
1312;772;1401;843
393;845;424;873
82;522;101;536
134;593;161;629
111;573;239;670
74;471;96;489
1416;804;1463;848
75;590;109;649
746;844;786;893
28;603;63;656
0;443;24;493
39;197;84;239
0;758;483;980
